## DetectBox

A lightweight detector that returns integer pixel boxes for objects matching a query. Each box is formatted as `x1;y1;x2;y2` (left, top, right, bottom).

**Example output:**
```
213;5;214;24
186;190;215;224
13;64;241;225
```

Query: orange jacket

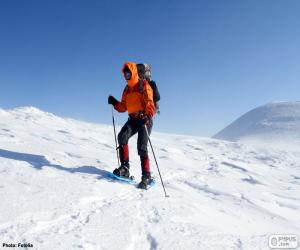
114;62;156;118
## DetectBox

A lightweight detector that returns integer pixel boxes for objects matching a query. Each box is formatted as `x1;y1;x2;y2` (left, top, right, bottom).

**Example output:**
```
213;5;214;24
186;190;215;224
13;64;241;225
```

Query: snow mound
11;106;45;114
0;106;299;250
214;102;300;148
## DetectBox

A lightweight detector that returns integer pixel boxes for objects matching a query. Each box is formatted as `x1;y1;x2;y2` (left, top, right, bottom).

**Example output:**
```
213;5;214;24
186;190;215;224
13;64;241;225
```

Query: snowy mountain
0;107;299;250
214;102;300;149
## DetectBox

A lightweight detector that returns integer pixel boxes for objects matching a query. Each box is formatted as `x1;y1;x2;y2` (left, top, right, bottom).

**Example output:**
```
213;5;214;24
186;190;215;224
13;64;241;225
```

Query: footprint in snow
221;161;248;173
57;130;70;134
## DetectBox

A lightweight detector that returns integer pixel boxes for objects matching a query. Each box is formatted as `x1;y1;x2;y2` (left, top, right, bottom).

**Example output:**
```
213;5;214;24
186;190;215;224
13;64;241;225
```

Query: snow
214;102;300;150
0;106;299;250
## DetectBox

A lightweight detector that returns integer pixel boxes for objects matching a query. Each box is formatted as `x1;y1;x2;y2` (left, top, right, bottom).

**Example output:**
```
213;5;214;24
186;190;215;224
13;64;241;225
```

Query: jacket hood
122;62;139;87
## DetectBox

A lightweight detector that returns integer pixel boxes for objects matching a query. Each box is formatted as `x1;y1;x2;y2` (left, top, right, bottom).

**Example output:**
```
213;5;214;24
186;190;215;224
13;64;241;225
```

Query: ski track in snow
0;107;299;250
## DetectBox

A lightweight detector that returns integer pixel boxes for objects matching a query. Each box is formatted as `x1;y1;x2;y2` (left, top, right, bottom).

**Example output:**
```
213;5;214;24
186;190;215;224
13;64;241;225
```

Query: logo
269;235;298;249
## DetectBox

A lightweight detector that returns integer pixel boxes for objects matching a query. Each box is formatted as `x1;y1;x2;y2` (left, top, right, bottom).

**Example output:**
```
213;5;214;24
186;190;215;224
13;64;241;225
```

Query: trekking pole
144;125;169;198
111;106;120;167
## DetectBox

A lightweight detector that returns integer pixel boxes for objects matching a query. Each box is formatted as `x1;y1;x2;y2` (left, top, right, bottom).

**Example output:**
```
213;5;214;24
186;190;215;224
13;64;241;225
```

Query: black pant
118;117;153;158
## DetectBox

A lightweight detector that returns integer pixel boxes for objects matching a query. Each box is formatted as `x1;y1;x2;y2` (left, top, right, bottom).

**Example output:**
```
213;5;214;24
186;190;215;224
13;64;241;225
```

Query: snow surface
0;106;299;250
214;102;300;149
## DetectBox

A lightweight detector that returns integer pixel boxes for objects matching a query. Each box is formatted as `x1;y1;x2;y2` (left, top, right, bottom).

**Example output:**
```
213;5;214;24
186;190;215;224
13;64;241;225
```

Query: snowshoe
108;172;136;185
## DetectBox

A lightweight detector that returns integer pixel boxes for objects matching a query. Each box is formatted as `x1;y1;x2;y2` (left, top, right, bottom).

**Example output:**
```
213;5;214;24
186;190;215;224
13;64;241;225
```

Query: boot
138;172;153;189
113;163;130;178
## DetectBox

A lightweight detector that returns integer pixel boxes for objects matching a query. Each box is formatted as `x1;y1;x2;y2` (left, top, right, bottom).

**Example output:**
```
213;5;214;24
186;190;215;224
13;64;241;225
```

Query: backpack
136;64;161;114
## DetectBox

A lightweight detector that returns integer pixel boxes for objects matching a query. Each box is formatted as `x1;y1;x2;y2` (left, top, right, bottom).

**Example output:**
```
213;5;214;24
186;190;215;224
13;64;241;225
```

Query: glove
108;95;118;106
138;113;150;126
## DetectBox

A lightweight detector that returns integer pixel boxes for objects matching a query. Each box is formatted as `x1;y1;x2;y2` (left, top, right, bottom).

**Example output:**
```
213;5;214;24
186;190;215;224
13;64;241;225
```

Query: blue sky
0;0;300;136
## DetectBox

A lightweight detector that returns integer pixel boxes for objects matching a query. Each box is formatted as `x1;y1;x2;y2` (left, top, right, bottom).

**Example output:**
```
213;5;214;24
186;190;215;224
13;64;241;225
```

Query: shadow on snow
0;148;116;182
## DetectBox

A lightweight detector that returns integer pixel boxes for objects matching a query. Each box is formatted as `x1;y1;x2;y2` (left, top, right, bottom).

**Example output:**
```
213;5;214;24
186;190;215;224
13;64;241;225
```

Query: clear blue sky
0;0;300;136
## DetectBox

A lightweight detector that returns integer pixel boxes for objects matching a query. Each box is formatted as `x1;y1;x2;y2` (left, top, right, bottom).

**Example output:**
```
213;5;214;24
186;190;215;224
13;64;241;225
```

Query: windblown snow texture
0;107;299;250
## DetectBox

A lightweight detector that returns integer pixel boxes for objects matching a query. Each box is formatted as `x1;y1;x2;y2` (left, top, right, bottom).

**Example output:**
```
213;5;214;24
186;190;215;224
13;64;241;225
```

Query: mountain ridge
214;101;300;148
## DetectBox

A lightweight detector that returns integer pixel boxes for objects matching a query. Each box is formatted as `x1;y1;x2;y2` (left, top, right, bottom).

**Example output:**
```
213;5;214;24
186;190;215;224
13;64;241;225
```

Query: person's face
124;70;132;80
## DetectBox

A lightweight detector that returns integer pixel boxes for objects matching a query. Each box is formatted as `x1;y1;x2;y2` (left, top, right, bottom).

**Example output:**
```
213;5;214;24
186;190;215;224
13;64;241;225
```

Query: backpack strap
139;80;146;94
124;85;129;93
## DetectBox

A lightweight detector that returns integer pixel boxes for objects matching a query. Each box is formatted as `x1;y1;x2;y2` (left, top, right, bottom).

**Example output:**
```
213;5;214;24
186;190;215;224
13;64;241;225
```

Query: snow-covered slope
0;107;299;250
214;102;300;148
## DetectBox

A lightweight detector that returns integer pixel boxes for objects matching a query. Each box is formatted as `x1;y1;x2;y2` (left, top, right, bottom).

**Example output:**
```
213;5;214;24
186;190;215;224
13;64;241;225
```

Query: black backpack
136;64;161;113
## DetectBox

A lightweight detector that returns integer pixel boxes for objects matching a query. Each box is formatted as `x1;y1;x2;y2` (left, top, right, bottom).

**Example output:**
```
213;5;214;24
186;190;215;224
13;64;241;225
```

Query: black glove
138;113;150;126
108;95;118;106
